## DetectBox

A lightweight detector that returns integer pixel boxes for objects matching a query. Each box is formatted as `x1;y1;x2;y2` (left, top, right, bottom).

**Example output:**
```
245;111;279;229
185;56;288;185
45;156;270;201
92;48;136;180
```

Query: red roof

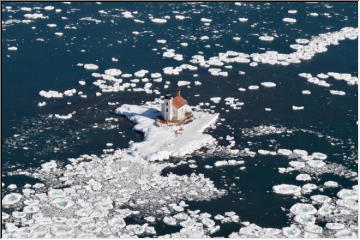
172;96;187;109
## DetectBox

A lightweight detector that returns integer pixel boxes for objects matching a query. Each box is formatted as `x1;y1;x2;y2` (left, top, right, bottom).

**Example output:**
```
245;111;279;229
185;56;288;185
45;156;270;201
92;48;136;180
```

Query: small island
115;92;219;161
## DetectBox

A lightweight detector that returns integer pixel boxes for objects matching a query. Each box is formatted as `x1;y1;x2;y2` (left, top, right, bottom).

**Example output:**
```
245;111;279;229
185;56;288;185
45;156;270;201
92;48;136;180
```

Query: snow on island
115;102;219;161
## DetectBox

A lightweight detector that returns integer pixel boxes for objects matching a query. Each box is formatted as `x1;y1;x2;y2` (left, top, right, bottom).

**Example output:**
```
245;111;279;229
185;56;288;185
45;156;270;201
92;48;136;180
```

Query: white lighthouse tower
162;93;173;121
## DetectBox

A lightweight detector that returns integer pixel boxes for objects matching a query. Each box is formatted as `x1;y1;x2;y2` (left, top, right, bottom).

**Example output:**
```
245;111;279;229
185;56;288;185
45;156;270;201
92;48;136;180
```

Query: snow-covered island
115;93;219;161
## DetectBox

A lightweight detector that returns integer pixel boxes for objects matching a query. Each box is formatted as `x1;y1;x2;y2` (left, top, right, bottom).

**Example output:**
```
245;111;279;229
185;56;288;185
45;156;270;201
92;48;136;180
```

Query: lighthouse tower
162;93;173;120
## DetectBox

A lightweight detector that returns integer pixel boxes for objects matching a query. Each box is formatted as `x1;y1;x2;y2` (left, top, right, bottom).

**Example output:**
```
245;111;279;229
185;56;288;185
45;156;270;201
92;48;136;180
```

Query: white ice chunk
210;97;221;104
283;17;297;23
292;106;304;111
296;174;311;181
282;225;301;238
260;82;276;88
259;36;274;42
290;203;317;215
273;184;301;195
104;68;122;76
177;81;191;87
8;46;18;51
84;64;99;70
39;90;63;98
151;18;167;24
3;193;22;205
307;160;326;168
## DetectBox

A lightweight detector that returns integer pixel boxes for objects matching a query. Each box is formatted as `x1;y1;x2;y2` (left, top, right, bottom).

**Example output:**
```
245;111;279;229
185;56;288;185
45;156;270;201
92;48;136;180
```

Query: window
166;102;168;105
166;109;168;112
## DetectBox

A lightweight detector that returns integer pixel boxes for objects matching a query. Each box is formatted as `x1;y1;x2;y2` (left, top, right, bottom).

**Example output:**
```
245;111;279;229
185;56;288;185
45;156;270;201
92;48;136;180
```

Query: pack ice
2;102;224;238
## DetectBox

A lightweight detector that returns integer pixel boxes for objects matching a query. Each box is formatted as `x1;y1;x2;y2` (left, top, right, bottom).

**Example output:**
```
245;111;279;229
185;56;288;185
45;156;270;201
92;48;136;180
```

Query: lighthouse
162;93;173;121
161;90;189;121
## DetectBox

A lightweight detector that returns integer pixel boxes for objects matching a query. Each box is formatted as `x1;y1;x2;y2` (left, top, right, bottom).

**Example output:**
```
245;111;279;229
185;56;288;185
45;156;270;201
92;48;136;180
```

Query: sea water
2;1;358;238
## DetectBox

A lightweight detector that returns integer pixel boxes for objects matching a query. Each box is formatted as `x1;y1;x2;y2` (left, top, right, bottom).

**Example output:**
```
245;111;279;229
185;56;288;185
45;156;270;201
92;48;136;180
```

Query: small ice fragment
8;46;18;51
210;97;221;104
309;12;319;17
38;101;46;107
259;36;274;41
200;18;212;23
260;82;276;88
177;81;191;87
324;181;338;188
78;80;86;86
329;90;346;96
248;85;259;90
104;68;122;76
273;184;301;195
238;18;248;22
84;64;99;70
151;18;167;24
292;106;304;110
283;17;297;23
157;39;167;44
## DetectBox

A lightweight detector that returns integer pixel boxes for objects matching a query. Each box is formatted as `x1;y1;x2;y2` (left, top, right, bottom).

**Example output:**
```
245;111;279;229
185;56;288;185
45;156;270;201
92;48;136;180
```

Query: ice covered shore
115;103;219;161
2;103;224;238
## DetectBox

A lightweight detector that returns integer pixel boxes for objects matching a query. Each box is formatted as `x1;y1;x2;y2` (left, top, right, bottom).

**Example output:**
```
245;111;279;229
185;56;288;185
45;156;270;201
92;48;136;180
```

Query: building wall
173;105;186;120
162;98;173;120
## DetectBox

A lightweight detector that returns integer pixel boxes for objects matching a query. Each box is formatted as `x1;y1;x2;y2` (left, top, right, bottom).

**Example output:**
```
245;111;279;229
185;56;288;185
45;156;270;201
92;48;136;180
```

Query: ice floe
37;101;46;107
54;113;73;120
83;64;99;70
151;18;167;24
292;105;304;111
104;68;122;76
24;13;48;19
177;81;190;87
259;36;274;42
330;90;346;96
290;203;317;215
3;193;22;205
210;97;221;104
238;18;248;22
39;90;63;98
273;184;301;195
283;17;297;23
8;46;18;51
260;82;276;88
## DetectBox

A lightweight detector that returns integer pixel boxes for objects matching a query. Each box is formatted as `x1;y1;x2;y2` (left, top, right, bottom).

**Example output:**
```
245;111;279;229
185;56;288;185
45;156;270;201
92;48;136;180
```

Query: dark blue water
2;1;357;236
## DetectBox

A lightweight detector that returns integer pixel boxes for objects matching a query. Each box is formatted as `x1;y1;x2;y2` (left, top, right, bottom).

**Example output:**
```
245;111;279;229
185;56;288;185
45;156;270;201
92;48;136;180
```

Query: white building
161;90;190;121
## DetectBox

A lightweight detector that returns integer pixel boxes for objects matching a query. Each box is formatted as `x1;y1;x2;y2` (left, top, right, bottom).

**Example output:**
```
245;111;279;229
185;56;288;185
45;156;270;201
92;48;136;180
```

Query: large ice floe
2;100;225;238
